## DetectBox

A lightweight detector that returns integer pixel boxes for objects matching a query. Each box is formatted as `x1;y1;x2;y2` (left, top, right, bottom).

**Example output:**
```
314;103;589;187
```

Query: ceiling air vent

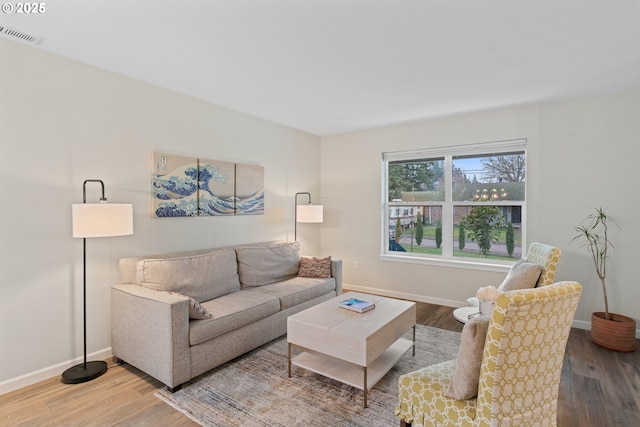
0;26;44;45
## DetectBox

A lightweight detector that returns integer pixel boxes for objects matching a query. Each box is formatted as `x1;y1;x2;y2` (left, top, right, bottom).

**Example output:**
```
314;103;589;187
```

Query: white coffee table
287;292;416;408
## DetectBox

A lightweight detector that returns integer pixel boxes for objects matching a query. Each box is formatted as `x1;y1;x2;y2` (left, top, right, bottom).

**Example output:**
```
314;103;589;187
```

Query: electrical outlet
353;261;359;270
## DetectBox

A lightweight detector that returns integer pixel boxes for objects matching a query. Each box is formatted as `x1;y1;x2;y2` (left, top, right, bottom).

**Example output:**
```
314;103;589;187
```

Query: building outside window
382;139;526;266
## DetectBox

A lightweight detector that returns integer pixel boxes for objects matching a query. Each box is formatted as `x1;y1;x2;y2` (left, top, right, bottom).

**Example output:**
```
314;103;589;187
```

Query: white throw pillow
498;259;542;292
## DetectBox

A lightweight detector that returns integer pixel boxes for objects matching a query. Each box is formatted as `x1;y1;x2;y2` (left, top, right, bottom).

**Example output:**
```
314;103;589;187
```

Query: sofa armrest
111;284;191;389
331;259;343;294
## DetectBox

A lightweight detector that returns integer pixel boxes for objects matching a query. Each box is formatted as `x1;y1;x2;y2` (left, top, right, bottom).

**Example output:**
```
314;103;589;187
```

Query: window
383;139;526;266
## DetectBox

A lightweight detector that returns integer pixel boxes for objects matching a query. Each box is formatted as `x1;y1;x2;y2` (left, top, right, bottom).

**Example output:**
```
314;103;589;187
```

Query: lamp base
61;360;108;384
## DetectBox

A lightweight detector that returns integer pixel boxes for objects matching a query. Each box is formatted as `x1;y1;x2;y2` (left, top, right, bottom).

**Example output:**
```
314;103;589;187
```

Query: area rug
155;325;461;426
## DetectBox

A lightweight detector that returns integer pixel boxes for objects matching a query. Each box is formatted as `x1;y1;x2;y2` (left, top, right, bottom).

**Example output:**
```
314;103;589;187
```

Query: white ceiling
2;0;640;136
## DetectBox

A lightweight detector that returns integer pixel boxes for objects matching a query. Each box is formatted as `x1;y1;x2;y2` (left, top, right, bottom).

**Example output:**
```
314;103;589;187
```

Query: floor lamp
61;179;133;384
294;192;323;241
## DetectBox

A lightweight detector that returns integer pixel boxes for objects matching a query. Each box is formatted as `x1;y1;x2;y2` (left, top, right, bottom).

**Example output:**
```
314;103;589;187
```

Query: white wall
3;35;638;394
320;92;640;331
0;39;322;391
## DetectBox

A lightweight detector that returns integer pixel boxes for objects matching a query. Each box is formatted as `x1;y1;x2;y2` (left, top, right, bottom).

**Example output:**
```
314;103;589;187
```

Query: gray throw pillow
498;259;542;292
445;316;490;400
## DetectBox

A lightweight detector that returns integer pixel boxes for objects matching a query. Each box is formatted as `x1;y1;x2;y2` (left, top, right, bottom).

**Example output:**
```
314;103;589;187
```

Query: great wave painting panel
152;153;199;217
235;163;264;215
197;158;235;216
151;152;263;217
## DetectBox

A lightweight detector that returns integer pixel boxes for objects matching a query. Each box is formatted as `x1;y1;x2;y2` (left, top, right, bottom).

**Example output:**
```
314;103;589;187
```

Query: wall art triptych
151;152;264;217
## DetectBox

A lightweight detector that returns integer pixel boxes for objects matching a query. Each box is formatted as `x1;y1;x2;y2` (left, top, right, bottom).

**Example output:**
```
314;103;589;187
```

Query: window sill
379;253;513;273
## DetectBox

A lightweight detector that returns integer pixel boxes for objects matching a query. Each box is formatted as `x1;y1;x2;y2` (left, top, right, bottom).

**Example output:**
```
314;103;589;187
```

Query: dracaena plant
571;207;619;320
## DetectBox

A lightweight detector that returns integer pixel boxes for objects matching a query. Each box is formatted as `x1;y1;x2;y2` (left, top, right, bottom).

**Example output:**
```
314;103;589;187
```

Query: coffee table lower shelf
290;337;414;407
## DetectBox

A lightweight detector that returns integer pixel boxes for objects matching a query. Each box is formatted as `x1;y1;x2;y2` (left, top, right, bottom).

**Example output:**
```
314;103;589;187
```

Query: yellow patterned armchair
396;281;582;427
467;242;562;307
526;242;562;287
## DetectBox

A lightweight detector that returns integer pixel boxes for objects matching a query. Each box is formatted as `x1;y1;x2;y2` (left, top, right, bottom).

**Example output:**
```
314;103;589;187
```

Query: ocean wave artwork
234;163;265;216
236;190;265;215
197;158;235;216
151;152;264;217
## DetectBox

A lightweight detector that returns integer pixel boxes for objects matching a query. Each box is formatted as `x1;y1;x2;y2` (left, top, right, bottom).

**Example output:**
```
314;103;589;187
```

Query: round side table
452;306;482;324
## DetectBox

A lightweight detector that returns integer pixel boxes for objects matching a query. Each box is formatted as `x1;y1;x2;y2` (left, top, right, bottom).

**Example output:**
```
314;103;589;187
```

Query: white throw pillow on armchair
467;259;542;307
498;259;542;292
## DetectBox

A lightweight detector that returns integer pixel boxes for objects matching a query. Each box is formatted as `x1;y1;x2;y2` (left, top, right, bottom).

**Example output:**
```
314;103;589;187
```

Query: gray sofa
111;241;342;391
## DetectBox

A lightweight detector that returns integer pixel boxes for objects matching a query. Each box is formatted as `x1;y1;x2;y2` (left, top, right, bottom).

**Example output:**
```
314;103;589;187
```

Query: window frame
381;139;527;272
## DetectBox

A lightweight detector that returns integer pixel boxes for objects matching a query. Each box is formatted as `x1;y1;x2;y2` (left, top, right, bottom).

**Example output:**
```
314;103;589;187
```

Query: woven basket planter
591;312;637;352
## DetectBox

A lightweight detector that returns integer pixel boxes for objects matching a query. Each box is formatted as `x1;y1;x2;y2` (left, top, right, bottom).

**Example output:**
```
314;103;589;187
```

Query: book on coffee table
339;298;375;313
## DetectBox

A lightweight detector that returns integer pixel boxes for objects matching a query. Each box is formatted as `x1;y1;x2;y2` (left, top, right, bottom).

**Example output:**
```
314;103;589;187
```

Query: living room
1;2;639;425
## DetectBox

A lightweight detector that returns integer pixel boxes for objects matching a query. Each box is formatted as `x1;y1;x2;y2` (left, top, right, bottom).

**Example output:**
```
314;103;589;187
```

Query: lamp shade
72;203;134;238
296;204;323;223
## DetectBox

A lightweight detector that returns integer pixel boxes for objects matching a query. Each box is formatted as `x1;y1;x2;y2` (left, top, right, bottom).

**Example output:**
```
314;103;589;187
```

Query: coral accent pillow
498;259;542;292
445;316;490;400
298;256;332;278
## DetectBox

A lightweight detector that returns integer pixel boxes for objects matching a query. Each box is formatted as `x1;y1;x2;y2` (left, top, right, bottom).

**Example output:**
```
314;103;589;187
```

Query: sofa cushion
498;259;542;292
245;276;336;310
189;290;280;345
135;249;240;302
445;316;490;400
298;256;332;278
236;242;300;287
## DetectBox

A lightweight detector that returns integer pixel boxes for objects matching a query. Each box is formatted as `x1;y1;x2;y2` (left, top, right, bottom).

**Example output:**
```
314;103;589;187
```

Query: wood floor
1;302;638;426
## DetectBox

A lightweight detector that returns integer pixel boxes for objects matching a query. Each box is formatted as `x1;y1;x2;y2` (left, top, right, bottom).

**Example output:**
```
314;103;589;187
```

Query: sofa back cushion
135;248;240;302
236;242;300;287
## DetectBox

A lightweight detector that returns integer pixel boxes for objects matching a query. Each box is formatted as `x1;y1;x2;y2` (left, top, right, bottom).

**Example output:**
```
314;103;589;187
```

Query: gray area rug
155;325;461;426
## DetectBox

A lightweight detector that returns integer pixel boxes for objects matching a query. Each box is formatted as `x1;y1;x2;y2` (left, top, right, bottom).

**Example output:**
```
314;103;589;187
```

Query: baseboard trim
342;283;640;338
343;283;465;308
0;348;112;396
571;319;591;332
571;318;640;338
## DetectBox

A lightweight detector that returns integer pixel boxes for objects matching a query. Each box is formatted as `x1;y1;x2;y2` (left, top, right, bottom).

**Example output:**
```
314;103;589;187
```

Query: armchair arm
331;259;343;294
111;283;191;389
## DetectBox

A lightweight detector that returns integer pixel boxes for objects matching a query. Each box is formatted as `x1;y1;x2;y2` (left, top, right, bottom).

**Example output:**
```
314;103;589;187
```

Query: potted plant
572;207;636;352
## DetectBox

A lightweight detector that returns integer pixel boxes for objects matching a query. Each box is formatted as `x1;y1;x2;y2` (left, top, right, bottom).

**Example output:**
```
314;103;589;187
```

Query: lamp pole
61;180;110;384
